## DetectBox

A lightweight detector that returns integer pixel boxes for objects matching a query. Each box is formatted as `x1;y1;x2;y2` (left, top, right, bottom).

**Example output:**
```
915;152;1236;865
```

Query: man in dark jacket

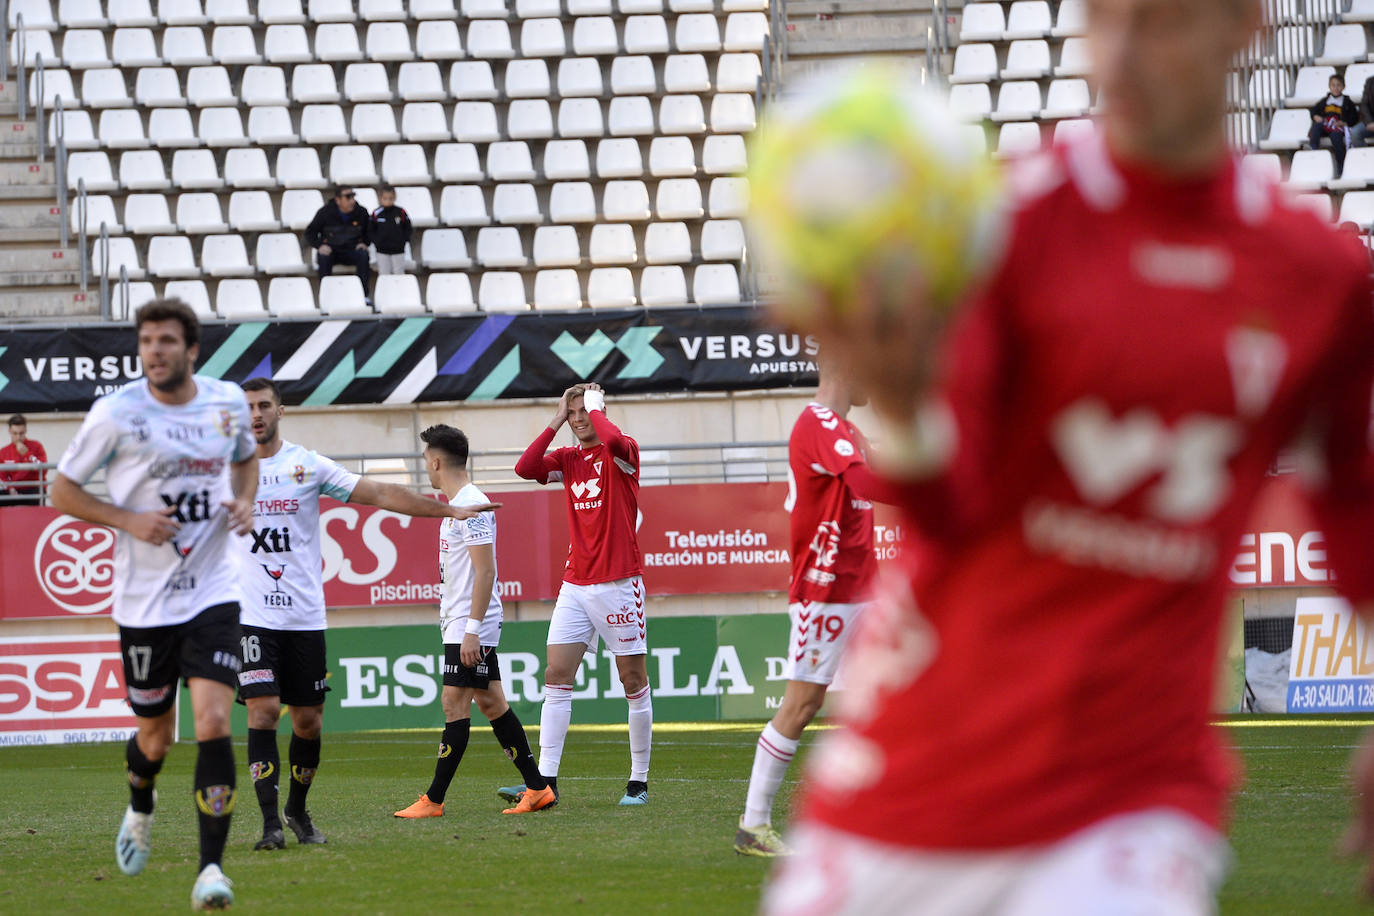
1352;74;1374;148
305;186;372;299
1309;73;1360;176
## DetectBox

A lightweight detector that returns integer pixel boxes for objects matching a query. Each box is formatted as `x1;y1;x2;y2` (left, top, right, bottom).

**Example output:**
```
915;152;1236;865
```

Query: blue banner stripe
440;314;516;376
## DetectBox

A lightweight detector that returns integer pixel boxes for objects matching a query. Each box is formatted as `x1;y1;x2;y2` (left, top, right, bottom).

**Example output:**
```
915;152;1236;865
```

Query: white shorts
763;810;1230;916
783;601;868;686
547;576;647;656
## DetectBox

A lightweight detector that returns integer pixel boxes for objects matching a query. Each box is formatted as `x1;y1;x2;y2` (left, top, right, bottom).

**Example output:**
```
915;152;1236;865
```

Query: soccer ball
746;65;1006;321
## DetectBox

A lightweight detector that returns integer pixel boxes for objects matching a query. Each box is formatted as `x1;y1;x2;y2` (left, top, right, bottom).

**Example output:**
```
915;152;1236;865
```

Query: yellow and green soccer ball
747;65;1006;320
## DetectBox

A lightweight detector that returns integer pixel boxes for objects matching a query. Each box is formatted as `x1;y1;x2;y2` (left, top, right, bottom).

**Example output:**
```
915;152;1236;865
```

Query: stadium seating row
950;78;1092;122
960;0;1083;42
49;95;758;148
30;54;764;108
9;13;771;67
109;264;743;318
86;220;746;272
8;0;768;32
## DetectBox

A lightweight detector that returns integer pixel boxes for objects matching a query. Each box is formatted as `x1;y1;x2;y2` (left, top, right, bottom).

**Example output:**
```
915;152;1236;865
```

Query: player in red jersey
734;364;886;856
762;0;1374;912
511;382;652;806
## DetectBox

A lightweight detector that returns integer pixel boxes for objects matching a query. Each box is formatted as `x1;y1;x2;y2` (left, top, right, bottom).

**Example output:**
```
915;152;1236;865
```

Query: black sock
489;708;547;791
284;733;321;817
426;719;470;805
126;735;163;815
247;727;281;830
547;775;558;795
194;736;236;871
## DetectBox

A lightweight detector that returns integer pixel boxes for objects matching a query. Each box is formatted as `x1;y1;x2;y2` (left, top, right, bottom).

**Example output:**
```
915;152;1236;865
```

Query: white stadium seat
596;138;642;178
1052;0;1085;36
639;264;686;305
468;20;515;58
212;26;259;65
1316;24;1368;66
175;192;228;233
420;228;472;269
11;30;56;68
261;0;306;24
159;0;208;25
1259;108;1311;151
659;94;705;134
723;12;768;51
521;18;567;57
644;221;691;264
1287;66;1336;108
572;16;619;55
413;0;457;18
248;106;299;145
265;24;312;63
112;27;160;67
588;267;636;307
367;22;414;61
319;275;373;316
145;236;196;277
426;273;476;313
707;176;747;218
625;15;670;54
136;68;184;107
534;269;582;309
492;183;542;223
1005;1;1051;40
610;95;655;135
202;233;254;276
281;189;325;229
693;263;740;304
59;0;108;28
603;179;651;221
171;149;223;188
710;93;755;132
68;150;118;190
98;109;148;148
9;0;57;30
124;193;175;233
162;26;211;66
1284;149;1333;191
663;54;709;93
716;53;761;93
54;109;97;149
225;147;277;188
545;139;591;179
451;61;498;99
277;147;328;188
454;101;501;142
383;144;433;185
997;121;1043;157
114;281;158;319
478;271;529;310
1331;149;1374;190
440;185;490;225
316;23;363;62
309;0;354;21
655;177;703;220
31;67;79;109
228;190;280;232
435;143;483;182
216;279;268;319
489;140;537;181
464;0;509;16
507;59;553;98
403;102;453;142
165;280;215;318
700;219;744;261
416;20;465;59
199;107;248;146
675;14;720;52
559;98;605;137
1003;39;1051;80
991;81;1042;122
532;225;580;267
1338;190;1374;228
558;58;604;97
120;149;170;189
82;68;133;108
352;103;401;143
950;83;993;122
187;66;236;107
241;66;288;107
399;62;447;101
590;222;636;264
549;181;596;222
960;3;1005;41
1057;38;1090;76
650;135;696;176
63;29;111;68
301;104;350;144
394;186;438;227
508;99;555;139
345;63;393;103
1041;79;1091;119
268;276;318;317
77;195;121;234
329;145;381;185
375;274;427;315
613;55;659;94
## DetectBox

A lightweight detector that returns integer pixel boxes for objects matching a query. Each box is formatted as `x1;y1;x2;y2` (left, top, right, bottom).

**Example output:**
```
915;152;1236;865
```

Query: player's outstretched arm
349;478;500;519
222;455;258;535
49;472;182;545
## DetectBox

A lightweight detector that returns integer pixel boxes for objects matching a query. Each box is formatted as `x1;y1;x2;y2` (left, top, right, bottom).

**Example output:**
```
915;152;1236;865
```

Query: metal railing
77;177;88;291
1;0;9;84
1228;0;1336;151
98;220;110;319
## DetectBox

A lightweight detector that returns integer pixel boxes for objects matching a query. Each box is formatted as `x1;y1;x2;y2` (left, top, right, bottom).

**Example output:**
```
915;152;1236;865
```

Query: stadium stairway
0;79;86;321
780;0;948;83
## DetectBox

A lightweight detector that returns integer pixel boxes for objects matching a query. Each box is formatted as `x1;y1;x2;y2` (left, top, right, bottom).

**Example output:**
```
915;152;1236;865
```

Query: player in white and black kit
50;299;257;912
235;379;499;850
393;425;556;819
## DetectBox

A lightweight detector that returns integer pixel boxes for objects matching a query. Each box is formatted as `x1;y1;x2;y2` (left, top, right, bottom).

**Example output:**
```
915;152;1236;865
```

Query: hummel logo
570;477;602;499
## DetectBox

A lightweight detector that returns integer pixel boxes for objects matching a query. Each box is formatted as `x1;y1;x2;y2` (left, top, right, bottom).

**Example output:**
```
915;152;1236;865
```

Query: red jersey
515;410;643;585
787;402;878;603
0;438;47;492
804;132;1374;850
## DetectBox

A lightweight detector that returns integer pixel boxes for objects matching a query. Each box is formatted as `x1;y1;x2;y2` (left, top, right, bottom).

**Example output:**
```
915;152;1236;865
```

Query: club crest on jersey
195;785;235;817
218;409;234;437
130;415;150;443
293;464;307;484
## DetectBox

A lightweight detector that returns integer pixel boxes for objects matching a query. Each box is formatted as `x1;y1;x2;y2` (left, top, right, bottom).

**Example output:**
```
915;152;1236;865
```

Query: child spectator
1309;74;1359;177
371;186;412;275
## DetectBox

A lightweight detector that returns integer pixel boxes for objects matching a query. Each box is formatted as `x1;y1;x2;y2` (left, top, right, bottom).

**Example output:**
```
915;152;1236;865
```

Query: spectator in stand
1309;73;1360;177
0;414;48;506
1350;74;1374;148
370;186;412;275
305;186;372;301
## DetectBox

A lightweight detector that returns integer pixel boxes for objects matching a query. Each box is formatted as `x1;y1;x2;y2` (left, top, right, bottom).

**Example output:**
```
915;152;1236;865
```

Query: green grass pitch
0;718;1369;914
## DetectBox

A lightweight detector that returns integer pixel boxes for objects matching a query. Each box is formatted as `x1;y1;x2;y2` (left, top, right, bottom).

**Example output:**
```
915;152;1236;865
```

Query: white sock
626;685;652;782
538;684;574;779
742;723;799;828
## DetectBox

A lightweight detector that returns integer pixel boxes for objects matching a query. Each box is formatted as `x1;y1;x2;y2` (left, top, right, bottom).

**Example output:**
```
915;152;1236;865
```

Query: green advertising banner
180;614;793;739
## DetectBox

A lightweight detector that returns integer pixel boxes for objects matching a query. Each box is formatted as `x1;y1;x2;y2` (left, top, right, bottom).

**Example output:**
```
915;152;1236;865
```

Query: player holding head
393;424;557;819
236;379;500;849
764;0;1374;911
50;298;257;911
511;383;652;806
734;363;887;856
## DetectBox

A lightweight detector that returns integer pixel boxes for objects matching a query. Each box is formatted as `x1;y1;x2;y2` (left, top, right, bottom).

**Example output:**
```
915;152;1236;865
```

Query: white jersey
236;439;360;631
56;376;255;628
438;482;502;646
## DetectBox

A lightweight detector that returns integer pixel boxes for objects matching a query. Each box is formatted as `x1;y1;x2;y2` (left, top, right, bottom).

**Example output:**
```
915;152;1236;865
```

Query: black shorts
237;626;329;707
118;602;243;718
442;644;500;690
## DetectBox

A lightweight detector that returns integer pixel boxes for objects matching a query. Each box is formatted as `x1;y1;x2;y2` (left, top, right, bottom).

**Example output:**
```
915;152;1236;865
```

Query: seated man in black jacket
305;186;372;299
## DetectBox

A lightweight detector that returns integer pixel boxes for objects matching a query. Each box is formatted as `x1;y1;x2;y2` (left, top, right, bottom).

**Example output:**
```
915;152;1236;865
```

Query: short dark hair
334;185;354;198
135;298;200;349
378;183;396;195
241;377;281;403
7;414;25;427
421;424;469;466
1333;73;1346;86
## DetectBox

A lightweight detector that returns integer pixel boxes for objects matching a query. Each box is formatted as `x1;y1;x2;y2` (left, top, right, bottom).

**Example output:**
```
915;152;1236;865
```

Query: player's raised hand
552;386;579;428
448;501;501;519
222;497;255;535
1341;726;1374;895
582;382;606;412
125;506;182;545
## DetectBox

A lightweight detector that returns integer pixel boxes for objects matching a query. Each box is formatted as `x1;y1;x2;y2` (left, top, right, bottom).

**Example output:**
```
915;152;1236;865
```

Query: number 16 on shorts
784;601;867;686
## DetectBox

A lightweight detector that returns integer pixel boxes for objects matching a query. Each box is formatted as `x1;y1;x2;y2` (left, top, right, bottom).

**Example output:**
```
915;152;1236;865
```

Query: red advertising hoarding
0;477;1327;621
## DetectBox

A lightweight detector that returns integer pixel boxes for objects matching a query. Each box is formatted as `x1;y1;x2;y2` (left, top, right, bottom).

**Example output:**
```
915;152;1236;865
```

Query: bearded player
393;424;556;819
236;378;497;850
50;299;256;911
734;364;887;856
764;0;1374;912
510;383;652;806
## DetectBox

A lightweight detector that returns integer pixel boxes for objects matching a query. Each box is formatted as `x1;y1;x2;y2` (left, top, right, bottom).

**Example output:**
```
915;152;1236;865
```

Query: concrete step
0;119;40;158
789;0;940;15
784;14;934;55
0;159;54;193
0;285;98;322
0;246;80;286
782;54;932;84
0;81;19;118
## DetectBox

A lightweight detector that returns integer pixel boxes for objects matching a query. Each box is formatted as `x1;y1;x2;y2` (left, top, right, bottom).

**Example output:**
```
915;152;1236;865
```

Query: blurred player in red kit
763;0;1374;912
512;383;652;807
